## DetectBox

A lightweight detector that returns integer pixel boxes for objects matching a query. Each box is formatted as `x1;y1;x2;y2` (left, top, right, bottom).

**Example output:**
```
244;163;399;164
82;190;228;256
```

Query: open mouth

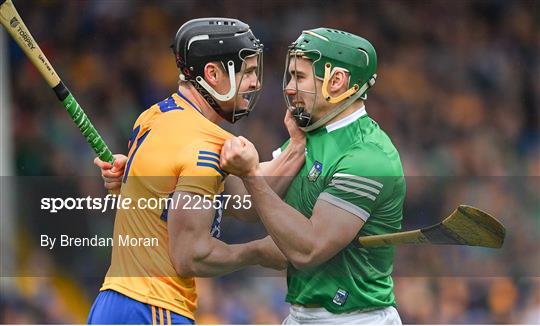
236;94;250;109
241;95;250;105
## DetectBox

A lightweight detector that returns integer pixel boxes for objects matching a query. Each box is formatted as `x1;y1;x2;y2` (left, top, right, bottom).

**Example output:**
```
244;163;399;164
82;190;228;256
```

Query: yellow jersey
100;92;232;320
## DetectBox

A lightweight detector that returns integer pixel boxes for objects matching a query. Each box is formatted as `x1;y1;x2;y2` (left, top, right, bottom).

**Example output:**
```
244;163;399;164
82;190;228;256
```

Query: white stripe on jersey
329;179;381;195
318;192;370;221
329;184;377;201
333;173;383;188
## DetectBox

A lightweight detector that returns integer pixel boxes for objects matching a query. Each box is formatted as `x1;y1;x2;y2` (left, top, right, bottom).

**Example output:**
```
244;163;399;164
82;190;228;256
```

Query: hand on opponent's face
220;136;260;177
284;110;306;147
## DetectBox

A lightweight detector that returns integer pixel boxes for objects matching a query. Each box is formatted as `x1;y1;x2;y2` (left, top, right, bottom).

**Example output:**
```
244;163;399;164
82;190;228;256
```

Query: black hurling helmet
172;18;263;123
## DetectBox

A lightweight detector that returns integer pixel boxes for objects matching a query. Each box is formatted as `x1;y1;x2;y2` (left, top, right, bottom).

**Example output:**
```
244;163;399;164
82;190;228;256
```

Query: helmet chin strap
185;60;238;122
290;106;312;128
195;60;237;101
300;74;376;132
189;79;236;122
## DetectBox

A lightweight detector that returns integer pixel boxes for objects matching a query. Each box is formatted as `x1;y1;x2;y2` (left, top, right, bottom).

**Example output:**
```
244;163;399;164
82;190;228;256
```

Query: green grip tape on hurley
61;93;114;163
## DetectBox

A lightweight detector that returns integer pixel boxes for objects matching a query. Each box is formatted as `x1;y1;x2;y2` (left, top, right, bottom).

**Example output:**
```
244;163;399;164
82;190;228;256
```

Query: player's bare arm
253;235;288;270
90;157;288;270
221;137;365;269
227;110;305;193
260;109;306;196
94;111;305;222
224;110;305;221
167;191;285;277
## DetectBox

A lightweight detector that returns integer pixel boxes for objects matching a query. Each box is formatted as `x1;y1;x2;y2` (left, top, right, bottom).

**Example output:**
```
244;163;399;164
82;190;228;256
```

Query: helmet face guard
172;18;263;123
282;49;321;128
232;49;263;122
283;28;378;131
195;47;263;123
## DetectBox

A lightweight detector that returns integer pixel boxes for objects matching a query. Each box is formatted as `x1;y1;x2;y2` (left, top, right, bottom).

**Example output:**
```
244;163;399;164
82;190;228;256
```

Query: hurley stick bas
0;0;114;163
357;205;505;248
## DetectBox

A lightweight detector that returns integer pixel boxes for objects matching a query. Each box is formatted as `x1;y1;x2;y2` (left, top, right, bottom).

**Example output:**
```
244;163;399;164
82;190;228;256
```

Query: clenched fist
220;136;260;177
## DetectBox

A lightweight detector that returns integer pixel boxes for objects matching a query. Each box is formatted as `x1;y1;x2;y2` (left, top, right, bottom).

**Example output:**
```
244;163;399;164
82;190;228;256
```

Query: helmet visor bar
232;48;263;122
282;49;320;128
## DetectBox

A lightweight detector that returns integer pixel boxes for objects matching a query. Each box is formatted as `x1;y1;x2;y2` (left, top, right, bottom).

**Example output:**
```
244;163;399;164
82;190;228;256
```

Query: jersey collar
325;105;367;133
174;91;203;115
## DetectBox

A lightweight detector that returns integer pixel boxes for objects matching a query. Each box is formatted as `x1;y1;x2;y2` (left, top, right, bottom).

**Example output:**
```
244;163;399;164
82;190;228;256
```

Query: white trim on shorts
282;305;402;325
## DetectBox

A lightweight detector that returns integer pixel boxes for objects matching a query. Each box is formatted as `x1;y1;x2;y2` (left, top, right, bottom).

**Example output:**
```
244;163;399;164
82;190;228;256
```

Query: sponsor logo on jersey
332;288;349;306
307;161;322;182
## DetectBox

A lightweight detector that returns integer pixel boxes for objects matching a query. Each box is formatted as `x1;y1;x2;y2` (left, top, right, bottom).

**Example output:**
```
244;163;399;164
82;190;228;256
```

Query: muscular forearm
224;141;305;221
242;170;318;268
260;140;305;197
254;236;288;270
173;237;259;277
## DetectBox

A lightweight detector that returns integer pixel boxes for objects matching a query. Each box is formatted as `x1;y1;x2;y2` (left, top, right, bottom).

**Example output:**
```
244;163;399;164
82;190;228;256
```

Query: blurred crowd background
1;0;539;324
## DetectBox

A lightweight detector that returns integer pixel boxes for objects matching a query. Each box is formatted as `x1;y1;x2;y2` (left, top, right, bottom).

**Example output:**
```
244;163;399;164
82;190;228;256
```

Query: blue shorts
87;290;194;324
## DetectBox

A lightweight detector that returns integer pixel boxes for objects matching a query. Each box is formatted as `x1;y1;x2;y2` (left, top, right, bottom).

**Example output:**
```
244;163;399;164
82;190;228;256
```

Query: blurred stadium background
1;0;539;324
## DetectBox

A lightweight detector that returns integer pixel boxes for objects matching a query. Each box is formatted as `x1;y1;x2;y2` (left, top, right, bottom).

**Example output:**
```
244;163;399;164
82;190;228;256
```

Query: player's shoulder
329;144;403;201
152;92;199;122
189;139;224;158
177;138;226;178
337;140;403;178
150;93;233;140
132;102;162;130
175;124;232;175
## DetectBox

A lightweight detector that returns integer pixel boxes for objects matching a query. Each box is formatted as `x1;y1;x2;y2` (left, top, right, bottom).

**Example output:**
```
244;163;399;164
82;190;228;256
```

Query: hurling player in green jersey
221;28;405;324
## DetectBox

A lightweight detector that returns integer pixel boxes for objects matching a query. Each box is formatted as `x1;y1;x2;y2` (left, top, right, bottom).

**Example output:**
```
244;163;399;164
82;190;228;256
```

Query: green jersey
273;107;405;313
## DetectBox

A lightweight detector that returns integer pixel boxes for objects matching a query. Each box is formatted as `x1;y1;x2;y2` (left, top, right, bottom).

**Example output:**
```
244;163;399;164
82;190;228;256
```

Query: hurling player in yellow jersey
89;18;306;324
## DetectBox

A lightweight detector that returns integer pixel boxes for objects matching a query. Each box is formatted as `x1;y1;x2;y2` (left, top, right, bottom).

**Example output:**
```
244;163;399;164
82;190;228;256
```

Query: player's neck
324;100;365;127
177;84;223;124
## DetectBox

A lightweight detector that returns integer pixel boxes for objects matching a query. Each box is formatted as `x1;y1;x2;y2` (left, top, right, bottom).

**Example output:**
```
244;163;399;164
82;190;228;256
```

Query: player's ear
203;62;222;87
329;69;349;94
